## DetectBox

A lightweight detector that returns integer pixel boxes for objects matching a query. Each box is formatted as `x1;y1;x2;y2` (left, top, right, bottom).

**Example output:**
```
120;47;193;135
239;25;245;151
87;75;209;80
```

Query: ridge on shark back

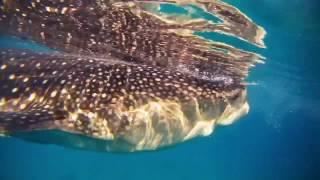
0;0;265;152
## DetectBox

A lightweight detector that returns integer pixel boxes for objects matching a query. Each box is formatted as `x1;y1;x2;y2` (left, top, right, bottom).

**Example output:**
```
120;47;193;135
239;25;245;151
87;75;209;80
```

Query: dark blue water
0;0;319;179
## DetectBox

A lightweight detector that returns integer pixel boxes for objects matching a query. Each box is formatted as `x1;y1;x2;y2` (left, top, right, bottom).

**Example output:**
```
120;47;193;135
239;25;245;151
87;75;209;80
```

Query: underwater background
0;0;319;179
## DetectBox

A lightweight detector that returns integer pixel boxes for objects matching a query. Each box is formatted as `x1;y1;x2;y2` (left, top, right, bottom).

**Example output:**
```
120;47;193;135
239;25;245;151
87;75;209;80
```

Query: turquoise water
0;0;319;179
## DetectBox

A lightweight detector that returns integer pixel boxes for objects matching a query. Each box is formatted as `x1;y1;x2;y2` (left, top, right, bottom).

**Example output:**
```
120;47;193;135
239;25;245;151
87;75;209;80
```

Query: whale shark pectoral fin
0;108;68;134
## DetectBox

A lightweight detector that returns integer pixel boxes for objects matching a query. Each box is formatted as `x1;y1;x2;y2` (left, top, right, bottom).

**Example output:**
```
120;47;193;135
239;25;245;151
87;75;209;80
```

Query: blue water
0;0;319;179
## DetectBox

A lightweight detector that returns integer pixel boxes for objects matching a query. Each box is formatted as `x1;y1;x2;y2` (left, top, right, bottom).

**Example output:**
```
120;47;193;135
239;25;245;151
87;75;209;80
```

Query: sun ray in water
0;0;266;152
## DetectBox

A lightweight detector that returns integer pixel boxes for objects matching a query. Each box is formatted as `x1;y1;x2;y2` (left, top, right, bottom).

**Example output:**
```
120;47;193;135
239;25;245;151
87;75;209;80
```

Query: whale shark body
0;0;265;152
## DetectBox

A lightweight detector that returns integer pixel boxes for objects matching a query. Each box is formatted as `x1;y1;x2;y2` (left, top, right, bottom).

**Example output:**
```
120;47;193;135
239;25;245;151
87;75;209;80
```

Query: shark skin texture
0;0;265;152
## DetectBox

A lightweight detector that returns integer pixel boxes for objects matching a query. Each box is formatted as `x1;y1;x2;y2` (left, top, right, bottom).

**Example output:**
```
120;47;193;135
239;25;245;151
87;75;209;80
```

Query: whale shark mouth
0;0;266;152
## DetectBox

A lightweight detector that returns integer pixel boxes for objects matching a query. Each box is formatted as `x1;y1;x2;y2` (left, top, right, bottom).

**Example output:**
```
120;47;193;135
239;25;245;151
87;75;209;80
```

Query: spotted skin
0;0;264;83
0;0;264;151
0;50;248;151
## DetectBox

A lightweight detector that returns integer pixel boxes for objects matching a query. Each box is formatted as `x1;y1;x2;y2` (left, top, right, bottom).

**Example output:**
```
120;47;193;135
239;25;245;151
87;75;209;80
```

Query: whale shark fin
0;108;68;134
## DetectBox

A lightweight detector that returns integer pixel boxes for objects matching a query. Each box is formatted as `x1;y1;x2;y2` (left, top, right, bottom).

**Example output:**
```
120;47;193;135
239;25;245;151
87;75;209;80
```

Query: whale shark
0;50;249;151
0;0;266;152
